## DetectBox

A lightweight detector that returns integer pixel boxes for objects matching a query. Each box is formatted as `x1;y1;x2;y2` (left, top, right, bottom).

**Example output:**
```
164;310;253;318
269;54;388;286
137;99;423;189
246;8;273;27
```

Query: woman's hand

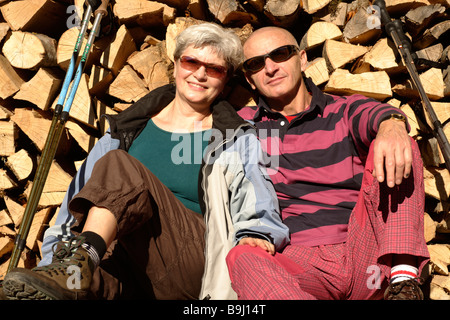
238;237;275;255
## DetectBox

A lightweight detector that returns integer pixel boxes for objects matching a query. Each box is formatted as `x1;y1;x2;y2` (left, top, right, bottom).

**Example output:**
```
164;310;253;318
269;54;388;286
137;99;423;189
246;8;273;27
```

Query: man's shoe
2;236;95;300
384;278;424;300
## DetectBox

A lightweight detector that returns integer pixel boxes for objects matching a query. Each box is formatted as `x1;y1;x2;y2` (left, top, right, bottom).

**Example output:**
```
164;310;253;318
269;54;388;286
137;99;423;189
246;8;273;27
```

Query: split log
0;236;14;260
424;212;438;242
392;67;445;100
108;65;150;103
264;0;302;27
24;160;73;207
89;65;114;97
413;20;450;49
166;17;201;62
427;244;450;275
399;103;427;138
14;67;63;111
429;274;450;300
2;31;58;70
99;24;137;75
4;197;24;228
0;120;18;156
416;43;444;64
52;73;96;128
127;43;173;91
0;0;68;39
343;5;382;44
0;106;13;120
0;23;10;43
186;0;208;20
5;149;33;182
56;27;106;72
301;0;332;14
384;0;429;15
113;0;176;29
319;1;348;27
0;54;25;100
322;39;369;72
0;168;16;191
0;210;14;228
423;102;450;130
324;69;392;100
424;166;450;201
25;207;53;252
299;21;342;51
10;108;70;153
206;0;258;26
405;4;447;37
304;57;329;86
352;38;399;74
445;66;450;97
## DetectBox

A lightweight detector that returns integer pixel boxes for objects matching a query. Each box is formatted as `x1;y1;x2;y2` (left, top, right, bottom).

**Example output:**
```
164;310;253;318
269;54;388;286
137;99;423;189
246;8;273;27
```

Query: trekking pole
373;0;450;173
7;0;110;273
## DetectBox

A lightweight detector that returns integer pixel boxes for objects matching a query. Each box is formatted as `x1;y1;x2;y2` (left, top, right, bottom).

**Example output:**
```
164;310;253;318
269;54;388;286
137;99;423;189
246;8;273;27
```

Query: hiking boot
2;236;95;300
384;278;424;300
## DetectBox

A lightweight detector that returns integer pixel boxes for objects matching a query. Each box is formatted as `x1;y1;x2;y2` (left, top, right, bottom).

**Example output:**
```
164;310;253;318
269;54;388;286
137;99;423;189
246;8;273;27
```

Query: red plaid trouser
226;138;430;300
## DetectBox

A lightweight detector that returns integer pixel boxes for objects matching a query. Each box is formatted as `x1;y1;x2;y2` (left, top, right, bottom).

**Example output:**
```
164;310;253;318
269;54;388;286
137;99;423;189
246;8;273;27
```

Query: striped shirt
238;78;407;247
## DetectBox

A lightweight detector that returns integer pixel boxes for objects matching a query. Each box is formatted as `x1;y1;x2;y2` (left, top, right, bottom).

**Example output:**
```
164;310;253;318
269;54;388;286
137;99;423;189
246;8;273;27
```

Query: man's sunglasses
179;56;228;79
242;45;300;73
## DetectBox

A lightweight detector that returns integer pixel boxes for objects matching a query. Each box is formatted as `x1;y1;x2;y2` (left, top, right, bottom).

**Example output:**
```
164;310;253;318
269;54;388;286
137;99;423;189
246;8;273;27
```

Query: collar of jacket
105;83;252;151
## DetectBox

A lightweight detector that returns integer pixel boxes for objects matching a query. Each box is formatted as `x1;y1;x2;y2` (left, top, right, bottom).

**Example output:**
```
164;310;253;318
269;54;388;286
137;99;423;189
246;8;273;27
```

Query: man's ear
299;49;308;72
244;72;257;90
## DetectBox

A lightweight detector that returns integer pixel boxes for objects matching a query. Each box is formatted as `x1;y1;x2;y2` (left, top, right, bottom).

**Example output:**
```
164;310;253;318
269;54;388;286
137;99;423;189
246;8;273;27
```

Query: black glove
86;0;102;11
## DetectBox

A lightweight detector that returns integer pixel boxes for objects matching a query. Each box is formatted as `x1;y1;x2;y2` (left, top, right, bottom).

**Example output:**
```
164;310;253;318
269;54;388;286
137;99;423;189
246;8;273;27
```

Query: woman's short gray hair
173;22;244;73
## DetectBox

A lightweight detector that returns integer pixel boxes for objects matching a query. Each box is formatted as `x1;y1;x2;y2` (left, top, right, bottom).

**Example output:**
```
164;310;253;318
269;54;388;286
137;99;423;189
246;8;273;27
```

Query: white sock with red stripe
390;264;418;283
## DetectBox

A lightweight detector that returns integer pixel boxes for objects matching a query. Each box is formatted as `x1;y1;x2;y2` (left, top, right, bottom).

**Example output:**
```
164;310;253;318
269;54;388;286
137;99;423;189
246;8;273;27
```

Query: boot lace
33;237;87;277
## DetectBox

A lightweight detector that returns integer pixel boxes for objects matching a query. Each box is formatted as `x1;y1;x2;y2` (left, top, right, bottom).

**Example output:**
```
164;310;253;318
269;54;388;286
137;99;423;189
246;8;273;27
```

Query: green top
128;119;211;214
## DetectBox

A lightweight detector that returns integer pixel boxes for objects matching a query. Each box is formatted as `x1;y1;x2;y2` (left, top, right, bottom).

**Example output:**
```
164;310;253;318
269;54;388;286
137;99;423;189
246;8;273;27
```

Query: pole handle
95;0;109;16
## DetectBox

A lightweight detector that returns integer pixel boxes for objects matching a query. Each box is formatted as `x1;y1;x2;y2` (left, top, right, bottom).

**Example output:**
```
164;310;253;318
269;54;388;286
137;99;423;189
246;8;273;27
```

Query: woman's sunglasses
242;45;300;73
179;56;228;79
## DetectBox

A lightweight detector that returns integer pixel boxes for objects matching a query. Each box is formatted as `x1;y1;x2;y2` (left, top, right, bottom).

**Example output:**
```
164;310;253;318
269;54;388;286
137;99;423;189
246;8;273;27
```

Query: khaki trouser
68;149;206;299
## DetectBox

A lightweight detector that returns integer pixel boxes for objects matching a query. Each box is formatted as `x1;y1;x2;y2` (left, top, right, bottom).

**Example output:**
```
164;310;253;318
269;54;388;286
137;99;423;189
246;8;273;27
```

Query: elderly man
227;26;429;300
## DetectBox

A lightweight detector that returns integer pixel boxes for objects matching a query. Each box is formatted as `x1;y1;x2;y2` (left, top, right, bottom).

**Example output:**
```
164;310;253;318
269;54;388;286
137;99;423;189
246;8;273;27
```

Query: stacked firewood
0;0;449;299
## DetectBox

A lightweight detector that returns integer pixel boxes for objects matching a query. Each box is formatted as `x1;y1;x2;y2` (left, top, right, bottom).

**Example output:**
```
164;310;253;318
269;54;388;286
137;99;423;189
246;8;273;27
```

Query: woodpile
0;0;448;299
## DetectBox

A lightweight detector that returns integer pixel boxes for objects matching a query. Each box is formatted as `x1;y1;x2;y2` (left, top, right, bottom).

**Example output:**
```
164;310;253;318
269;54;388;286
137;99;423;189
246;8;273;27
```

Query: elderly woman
3;23;289;300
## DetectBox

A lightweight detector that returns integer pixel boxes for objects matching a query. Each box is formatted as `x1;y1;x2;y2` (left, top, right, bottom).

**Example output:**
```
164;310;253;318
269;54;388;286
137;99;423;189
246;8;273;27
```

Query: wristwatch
388;113;406;122
381;113;407;124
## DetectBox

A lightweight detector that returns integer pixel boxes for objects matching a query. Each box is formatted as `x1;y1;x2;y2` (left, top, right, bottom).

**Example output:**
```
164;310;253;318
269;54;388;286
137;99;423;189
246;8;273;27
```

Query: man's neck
267;87;312;117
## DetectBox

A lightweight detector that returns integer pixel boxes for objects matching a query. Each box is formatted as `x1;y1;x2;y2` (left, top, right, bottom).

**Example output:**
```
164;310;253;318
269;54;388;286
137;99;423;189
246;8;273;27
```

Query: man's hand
238;237;275;255
373;118;412;188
